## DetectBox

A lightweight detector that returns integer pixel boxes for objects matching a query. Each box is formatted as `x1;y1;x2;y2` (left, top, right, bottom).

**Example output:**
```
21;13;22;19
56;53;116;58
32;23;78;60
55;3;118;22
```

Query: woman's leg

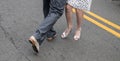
74;8;83;40
61;4;73;38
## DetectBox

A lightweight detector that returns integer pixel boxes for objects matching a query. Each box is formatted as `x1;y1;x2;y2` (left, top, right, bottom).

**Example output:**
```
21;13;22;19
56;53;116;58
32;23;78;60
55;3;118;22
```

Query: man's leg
29;0;66;53
43;0;56;41
37;0;66;36
43;0;50;17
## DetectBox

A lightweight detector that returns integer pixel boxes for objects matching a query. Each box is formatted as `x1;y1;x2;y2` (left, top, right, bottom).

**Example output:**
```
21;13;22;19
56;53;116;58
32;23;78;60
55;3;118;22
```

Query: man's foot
61;28;72;38
47;31;57;41
29;36;39;53
47;34;57;41
74;28;81;41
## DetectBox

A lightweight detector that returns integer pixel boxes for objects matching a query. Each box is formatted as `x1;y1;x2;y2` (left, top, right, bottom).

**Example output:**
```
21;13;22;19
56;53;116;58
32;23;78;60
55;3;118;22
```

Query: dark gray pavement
0;0;120;61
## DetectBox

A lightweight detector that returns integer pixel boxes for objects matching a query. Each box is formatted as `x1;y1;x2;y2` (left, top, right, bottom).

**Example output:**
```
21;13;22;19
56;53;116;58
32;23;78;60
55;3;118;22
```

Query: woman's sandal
74;28;81;41
61;28;72;38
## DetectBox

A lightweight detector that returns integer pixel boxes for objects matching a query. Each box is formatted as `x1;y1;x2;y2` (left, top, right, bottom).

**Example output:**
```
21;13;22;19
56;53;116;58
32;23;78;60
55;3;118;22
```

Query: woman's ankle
68;26;72;29
76;27;81;31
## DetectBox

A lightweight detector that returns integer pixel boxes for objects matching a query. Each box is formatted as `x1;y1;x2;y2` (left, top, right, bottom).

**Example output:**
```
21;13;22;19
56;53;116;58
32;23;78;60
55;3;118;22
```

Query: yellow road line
84;15;120;38
72;8;76;13
84;11;120;30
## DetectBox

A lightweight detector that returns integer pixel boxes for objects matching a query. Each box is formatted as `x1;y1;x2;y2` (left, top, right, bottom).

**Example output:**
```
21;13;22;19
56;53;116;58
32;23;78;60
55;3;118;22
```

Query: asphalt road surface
0;0;120;61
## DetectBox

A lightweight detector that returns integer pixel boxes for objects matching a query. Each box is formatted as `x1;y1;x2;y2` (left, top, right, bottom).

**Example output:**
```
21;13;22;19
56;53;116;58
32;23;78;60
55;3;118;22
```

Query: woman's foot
61;28;72;38
74;28;81;41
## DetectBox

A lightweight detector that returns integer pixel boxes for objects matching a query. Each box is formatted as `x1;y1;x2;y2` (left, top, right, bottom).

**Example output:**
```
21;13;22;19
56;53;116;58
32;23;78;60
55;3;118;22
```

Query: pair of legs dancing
61;4;84;40
28;0;92;53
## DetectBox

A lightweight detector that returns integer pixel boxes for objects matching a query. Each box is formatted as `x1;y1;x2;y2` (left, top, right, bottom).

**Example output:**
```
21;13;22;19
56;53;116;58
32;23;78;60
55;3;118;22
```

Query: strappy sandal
74;28;81;41
61;28;72;38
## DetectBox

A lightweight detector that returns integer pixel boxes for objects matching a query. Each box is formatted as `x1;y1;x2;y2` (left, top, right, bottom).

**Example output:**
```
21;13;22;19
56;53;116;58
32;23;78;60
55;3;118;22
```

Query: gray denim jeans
33;0;67;45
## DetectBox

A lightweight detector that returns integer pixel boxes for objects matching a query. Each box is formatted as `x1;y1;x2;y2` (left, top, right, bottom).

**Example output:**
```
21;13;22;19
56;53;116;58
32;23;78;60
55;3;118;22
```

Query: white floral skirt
67;0;92;11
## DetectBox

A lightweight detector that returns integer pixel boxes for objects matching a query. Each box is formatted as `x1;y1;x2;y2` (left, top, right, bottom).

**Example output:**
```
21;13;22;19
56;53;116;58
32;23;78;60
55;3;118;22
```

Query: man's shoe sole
29;40;39;53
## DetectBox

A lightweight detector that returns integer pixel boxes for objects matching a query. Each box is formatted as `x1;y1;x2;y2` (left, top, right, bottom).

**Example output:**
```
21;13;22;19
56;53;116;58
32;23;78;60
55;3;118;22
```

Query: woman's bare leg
74;9;83;40
61;4;73;38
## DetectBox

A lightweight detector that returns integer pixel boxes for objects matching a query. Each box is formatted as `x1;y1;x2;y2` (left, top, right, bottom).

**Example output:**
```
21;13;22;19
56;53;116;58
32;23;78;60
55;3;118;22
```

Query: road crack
0;15;31;61
0;16;17;49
